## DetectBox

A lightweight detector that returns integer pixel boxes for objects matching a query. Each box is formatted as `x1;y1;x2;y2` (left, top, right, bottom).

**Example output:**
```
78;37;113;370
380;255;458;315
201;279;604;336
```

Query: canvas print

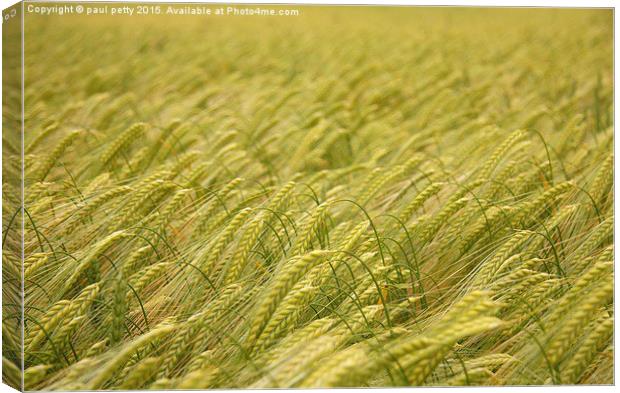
1;2;614;390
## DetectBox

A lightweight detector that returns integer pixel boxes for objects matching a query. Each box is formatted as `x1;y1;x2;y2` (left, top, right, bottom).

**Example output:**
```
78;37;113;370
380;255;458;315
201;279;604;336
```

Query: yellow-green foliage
3;6;613;390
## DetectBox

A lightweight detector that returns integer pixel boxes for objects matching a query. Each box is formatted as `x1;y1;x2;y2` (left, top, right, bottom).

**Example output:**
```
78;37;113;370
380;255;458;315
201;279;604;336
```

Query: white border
6;0;620;7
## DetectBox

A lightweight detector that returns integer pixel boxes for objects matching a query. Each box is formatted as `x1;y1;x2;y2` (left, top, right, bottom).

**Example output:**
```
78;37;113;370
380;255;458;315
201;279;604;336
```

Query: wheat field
2;6;614;389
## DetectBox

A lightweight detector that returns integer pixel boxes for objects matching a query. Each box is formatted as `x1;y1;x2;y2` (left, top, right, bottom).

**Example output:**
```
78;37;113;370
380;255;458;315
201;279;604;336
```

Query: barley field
2;6;614;389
